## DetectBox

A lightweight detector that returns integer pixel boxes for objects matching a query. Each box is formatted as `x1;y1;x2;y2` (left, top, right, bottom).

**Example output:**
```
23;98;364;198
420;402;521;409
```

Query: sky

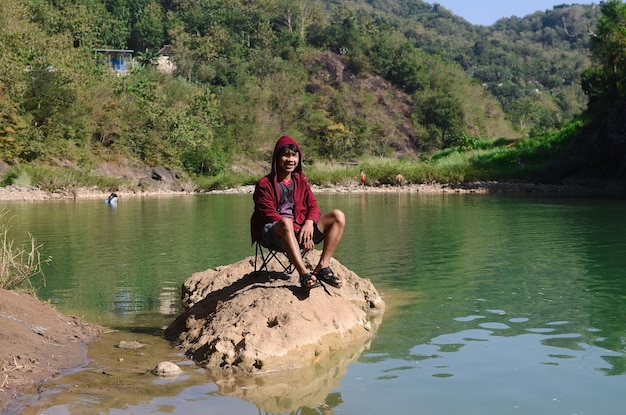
432;1;600;26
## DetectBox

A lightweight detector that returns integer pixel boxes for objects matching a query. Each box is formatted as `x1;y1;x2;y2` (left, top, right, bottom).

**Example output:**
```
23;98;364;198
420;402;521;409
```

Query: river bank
0;179;622;202
0;289;106;413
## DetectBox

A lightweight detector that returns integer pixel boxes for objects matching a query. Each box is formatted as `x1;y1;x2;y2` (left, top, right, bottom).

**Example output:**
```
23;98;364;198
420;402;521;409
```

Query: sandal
316;267;341;288
300;272;321;290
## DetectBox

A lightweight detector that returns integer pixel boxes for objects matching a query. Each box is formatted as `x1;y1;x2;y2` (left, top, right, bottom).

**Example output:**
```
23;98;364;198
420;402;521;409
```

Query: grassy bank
0;120;583;193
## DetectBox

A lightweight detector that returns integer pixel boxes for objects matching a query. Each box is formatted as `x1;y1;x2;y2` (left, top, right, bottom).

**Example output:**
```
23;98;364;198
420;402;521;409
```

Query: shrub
0;209;50;292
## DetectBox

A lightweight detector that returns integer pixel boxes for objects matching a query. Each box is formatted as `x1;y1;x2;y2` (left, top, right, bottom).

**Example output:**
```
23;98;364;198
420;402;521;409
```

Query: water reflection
204;336;368;414
24;329;369;415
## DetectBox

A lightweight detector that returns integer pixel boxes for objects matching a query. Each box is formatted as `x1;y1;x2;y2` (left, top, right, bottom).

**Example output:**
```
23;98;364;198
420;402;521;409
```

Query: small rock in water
116;340;146;349
152;361;183;377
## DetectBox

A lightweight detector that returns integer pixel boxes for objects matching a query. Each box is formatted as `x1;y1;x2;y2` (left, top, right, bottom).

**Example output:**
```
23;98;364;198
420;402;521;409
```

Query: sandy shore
0;180;621;202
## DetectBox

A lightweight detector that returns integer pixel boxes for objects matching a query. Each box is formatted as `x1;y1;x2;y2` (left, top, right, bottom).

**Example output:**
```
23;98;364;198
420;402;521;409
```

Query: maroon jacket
250;136;321;243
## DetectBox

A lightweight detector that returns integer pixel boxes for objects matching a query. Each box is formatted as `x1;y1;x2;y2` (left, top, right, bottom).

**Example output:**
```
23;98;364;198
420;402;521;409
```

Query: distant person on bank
395;173;405;187
251;135;345;291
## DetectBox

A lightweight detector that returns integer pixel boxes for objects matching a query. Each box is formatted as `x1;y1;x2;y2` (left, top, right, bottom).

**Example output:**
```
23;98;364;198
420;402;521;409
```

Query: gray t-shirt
278;179;294;219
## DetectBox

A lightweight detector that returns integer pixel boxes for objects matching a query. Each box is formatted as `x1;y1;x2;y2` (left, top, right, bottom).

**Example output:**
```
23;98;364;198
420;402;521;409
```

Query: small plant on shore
0;209;50;292
306;162;361;187
1;165;128;193
194;171;258;191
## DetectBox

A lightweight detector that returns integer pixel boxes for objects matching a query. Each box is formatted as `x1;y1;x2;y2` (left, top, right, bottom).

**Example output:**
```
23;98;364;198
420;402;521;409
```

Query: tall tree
131;1;165;51
583;0;626;108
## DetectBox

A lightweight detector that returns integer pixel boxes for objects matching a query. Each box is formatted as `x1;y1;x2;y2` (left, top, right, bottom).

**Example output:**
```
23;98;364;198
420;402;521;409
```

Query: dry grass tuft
0;209;49;291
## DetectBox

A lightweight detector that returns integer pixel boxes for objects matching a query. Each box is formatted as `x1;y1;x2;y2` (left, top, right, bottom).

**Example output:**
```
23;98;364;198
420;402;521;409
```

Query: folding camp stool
254;241;304;280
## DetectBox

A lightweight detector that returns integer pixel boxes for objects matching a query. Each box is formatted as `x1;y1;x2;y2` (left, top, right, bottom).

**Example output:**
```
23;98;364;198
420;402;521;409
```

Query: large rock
138;166;185;191
164;250;384;374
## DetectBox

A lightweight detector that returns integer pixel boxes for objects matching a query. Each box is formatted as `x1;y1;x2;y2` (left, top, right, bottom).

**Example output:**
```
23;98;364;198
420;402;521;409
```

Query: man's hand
298;220;315;251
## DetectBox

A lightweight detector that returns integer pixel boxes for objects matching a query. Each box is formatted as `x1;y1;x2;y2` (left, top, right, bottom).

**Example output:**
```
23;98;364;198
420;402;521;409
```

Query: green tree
508;94;561;135
171;89;226;175
131;1;164;51
583;0;626;108
324;6;363;56
102;0;132;47
28;0;127;49
22;62;75;127
413;90;464;150
368;30;430;94
0;85;28;163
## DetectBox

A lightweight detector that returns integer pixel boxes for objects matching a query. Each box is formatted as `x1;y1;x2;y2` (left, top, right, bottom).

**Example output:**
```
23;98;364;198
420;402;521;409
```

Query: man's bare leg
272;219;317;286
314;209;346;280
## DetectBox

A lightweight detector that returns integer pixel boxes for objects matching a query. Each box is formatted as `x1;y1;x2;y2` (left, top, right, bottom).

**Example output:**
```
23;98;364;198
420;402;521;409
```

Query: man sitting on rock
251;135;345;290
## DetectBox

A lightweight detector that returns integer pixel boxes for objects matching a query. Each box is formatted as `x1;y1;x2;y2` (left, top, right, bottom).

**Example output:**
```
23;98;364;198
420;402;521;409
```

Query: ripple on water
526;328;556;333
454;315;485;322
479;322;511;330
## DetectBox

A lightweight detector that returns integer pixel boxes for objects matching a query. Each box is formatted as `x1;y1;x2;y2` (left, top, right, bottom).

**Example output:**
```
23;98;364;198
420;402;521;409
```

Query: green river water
3;192;626;414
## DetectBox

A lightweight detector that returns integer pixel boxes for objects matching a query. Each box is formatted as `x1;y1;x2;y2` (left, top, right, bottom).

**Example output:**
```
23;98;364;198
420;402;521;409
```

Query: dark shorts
261;221;325;249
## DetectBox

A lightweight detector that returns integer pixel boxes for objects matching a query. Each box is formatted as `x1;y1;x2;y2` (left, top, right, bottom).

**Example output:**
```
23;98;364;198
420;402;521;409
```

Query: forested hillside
358;1;600;131
0;0;608;183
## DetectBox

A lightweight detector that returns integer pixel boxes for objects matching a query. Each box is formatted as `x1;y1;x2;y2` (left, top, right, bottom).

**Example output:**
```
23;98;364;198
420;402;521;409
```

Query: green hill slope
0;0;610;190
